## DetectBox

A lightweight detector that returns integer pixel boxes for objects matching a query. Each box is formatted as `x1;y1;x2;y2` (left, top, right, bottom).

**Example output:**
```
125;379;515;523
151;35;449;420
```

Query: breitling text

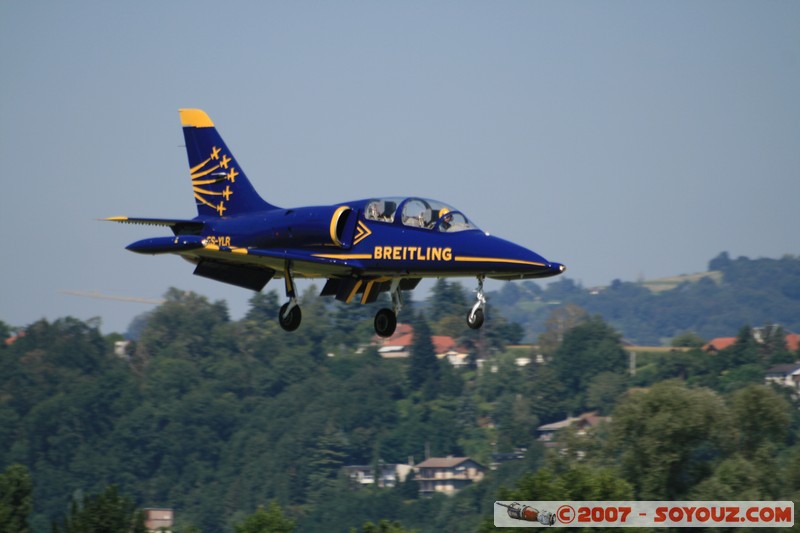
373;246;453;261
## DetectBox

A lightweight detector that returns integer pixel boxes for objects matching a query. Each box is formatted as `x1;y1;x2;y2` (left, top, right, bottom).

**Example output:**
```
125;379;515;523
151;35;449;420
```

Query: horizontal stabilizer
105;217;204;236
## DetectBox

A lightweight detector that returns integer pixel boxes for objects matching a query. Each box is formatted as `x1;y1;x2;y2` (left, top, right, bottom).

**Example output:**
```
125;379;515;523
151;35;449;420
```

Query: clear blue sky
2;1;798;334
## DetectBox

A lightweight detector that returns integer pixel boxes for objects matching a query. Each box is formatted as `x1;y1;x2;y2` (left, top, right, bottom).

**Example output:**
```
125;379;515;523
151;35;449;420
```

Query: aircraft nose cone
550;262;566;274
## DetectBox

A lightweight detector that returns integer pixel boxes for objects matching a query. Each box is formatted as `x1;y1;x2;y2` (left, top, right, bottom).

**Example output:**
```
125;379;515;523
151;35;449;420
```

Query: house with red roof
704;332;800;354
374;324;469;365
786;334;800;352
4;331;24;347
702;337;737;352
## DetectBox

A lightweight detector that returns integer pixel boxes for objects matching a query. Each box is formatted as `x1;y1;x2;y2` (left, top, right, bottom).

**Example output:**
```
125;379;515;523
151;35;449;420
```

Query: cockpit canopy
364;197;478;233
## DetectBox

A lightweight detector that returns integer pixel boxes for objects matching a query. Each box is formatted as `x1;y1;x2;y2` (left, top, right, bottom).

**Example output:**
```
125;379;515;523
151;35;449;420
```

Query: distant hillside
489;252;800;345
631;271;723;294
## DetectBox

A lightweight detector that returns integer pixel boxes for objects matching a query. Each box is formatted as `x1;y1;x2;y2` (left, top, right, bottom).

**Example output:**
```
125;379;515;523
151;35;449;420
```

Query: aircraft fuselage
110;109;565;337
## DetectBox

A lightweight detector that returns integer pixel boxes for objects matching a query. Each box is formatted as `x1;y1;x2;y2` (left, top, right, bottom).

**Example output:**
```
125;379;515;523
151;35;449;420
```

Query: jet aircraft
107;109;565;337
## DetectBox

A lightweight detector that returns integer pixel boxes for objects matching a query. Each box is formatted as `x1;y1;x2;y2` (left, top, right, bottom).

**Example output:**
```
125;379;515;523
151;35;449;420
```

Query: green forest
1;253;800;532
490;252;800;344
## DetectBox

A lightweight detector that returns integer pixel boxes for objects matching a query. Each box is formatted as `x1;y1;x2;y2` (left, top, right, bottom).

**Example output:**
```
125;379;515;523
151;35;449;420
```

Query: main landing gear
374;279;402;338
279;299;301;332
466;275;486;330
276;273;488;336
279;264;302;332
276;266;403;337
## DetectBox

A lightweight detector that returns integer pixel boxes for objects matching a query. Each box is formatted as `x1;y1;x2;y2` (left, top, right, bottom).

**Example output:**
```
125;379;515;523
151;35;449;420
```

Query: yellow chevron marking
353;221;373;245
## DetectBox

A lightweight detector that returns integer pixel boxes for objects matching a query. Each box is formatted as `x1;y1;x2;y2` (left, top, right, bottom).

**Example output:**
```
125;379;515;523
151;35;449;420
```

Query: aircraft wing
249;248;370;270
235;247;420;304
192;244;370;279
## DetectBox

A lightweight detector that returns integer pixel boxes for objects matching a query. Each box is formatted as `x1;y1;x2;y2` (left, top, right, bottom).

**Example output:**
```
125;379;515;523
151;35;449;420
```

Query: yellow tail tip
179;108;214;128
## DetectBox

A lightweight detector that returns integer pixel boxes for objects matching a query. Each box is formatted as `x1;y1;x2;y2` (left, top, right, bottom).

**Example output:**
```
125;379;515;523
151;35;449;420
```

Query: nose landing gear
467;275;486;330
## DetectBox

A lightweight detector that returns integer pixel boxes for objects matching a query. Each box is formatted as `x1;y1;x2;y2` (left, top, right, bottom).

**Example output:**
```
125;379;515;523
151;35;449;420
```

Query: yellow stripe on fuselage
454;256;546;267
312;253;373;260
311;251;543;267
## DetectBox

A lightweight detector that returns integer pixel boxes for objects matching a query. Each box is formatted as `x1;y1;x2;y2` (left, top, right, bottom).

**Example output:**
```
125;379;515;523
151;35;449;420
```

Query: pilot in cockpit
367;202;380;220
438;208;453;230
366;200;396;223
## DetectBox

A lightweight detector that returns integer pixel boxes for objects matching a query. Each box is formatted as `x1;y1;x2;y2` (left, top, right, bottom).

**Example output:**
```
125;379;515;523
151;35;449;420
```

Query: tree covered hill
1;297;800;531
489;252;800;345
2;254;800;532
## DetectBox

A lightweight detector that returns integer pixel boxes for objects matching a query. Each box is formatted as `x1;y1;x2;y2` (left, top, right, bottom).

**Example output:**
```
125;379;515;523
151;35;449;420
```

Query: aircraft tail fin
179;109;277;217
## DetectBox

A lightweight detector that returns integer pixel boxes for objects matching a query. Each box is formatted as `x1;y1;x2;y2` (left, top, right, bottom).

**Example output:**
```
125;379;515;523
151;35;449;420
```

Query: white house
415;456;485;495
764;363;800;390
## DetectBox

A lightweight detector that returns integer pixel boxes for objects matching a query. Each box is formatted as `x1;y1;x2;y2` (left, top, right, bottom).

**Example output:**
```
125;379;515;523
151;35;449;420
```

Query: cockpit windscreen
365;197;478;233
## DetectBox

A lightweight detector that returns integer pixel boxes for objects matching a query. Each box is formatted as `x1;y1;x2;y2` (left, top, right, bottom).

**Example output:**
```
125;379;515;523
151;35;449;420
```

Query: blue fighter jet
107;109;565;337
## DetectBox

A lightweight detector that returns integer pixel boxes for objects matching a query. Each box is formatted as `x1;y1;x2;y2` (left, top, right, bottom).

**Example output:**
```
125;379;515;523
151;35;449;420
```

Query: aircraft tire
279;303;302;332
466;308;484;330
374;308;397;338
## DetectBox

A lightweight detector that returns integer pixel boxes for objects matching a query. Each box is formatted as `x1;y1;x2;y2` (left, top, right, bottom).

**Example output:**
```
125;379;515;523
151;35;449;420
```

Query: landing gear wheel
467;275;487;330
279;302;302;332
374;308;397;338
467;308;484;330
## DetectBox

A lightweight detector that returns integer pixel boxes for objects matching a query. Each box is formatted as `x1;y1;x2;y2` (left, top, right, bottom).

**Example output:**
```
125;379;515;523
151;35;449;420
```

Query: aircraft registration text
205;235;231;247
